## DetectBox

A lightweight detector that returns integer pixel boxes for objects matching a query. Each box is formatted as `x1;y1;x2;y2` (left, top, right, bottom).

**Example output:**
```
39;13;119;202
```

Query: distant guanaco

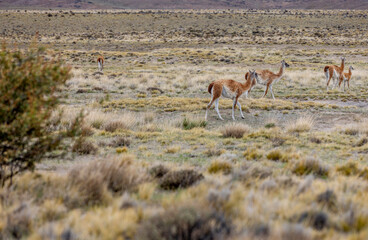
338;66;354;92
205;70;259;121
246;60;290;100
97;56;104;72
324;57;345;90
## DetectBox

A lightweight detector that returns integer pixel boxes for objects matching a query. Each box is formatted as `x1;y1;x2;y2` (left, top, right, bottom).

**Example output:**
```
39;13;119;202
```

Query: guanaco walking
324;57;345;90
246;60;290;100
205;70;259;121
97;56;104;72
338;66;354;92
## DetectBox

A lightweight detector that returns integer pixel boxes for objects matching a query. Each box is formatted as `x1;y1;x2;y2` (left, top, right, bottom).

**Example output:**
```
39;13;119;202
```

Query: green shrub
182;117;207;130
0;44;81;186
208;160;233;174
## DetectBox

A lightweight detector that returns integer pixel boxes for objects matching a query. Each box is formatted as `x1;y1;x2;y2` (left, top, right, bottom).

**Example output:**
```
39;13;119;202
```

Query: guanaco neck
277;63;285;77
241;75;254;91
340;59;345;72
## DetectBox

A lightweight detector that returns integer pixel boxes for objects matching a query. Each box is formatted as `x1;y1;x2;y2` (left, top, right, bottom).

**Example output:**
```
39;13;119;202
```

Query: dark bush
149;164;169;178
298;211;329;230
159;169;204;190
72;138;98;155
0;44;81;186
316;190;337;212
136;206;232;240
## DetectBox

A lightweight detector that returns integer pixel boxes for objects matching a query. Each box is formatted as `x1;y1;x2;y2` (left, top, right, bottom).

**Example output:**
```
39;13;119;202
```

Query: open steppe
1;9;368;239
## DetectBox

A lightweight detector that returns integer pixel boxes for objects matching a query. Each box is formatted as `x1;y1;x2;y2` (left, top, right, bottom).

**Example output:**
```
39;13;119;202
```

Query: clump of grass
159;169;204;190
266;149;284;161
286;116;314;133
316;190;337;212
221;123;250;138
72;138;98;155
292;158;329;178
208;160;233;174
67;155;147;207
353;137;368;147
4;203;32;239
298;211;329;230
359;168;368;180
204;147;225;157
109;136;131;147
265;122;276;129
182;117;207;130
243;148;263;160
81;125;94;136
165;145;181;154
336;161;360;176
149;164;169;178
104;121;128;132
136;205;232;240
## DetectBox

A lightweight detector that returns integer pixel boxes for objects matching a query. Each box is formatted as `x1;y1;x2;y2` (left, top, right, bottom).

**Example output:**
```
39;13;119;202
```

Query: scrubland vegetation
1;9;368;239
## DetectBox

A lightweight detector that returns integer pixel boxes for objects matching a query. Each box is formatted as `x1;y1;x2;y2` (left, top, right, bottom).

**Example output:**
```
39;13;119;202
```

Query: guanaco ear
245;72;249;80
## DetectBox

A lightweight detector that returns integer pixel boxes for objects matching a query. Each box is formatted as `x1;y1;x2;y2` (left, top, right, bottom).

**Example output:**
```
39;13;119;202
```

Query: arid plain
1;9;368;239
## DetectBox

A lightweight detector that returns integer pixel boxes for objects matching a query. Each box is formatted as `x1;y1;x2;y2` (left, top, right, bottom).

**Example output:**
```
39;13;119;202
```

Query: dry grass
286;115;315;133
221;123;250;138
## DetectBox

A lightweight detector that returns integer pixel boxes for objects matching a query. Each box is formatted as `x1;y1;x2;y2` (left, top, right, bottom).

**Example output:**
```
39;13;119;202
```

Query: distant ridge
1;0;368;10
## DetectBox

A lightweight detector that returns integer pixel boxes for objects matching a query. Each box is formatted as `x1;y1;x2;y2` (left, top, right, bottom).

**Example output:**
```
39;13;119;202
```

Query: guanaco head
282;60;290;68
349;66;354;71
247;70;259;84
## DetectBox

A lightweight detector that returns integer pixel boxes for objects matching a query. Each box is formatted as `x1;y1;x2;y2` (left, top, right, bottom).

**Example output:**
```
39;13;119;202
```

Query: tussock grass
72;138;98;155
208;160;233;174
292;158;329;178
159;169;204;190
137;205;232;240
182;117;207;130
221;123;250;138
286;115;315;133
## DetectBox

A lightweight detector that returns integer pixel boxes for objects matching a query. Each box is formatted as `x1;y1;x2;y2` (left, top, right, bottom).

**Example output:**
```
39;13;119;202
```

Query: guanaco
246;60;289;100
338;66;354;92
324;57;345;90
205;70;259;121
97;56;104;72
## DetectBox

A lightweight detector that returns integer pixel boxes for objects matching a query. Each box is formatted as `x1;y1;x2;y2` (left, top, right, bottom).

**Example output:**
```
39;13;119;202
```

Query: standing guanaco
324;57;345;90
246;60;290;100
97;56;104;72
338;66;354;92
205;70;259;121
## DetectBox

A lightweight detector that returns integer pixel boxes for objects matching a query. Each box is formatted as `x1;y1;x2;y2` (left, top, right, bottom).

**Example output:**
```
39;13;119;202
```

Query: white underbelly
222;86;237;99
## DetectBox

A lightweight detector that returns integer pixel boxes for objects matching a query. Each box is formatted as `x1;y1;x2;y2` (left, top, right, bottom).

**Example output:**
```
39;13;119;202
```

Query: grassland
1;9;368;240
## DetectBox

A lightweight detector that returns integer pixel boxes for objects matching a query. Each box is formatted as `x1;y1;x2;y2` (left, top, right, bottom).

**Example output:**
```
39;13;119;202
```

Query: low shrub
266;149;284;161
136;206;232;240
104;121;128;132
221;123;250;138
336;161;360;176
159;169;204;190
286;116;314;133
72;138;98;155
243;148;263;160
182;117;207;130
316;190;337;212
292;158;329;178
208;160;233;174
149;165;169;178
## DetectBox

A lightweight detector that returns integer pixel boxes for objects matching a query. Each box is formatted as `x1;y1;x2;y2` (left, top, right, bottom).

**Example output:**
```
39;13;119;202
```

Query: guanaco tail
324;57;345;90
97;56;104;72
205;70;259;121
246;60;289;100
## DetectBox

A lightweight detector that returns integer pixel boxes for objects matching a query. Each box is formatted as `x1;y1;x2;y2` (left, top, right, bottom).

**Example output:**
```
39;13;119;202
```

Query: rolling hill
0;0;367;10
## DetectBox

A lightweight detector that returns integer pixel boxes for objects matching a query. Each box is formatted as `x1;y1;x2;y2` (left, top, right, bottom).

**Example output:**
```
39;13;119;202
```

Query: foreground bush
0;44;80;185
221;123;250;138
136;206;232;240
159;169;204;190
